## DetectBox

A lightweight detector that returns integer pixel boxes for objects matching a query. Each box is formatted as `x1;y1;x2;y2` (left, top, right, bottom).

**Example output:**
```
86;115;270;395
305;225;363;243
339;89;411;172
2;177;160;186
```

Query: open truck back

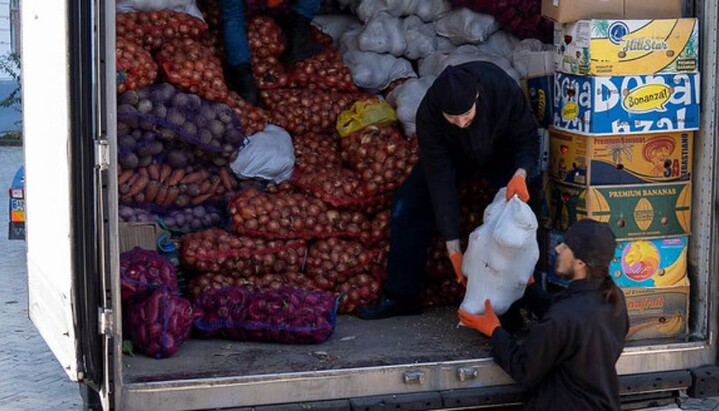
22;0;719;409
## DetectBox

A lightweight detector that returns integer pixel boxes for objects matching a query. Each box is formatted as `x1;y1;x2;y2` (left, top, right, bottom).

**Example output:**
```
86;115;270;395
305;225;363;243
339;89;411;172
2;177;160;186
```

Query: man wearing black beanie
358;61;539;319
459;219;629;410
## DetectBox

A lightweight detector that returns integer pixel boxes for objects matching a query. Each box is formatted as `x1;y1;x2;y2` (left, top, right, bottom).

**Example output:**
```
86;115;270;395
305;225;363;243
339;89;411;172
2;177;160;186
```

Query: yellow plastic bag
336;99;398;138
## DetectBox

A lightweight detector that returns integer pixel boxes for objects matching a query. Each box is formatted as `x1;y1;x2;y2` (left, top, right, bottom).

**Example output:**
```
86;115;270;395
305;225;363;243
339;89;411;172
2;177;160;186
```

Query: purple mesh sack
121;247;178;303
117;83;246;168
193;286;338;344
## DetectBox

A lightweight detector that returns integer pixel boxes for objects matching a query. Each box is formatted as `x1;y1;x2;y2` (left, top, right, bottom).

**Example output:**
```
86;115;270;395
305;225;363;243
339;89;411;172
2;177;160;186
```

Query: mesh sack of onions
334;272;383;314
156;38;229;102
289;168;391;214
116;10;208;52
422;278;465;308
117;83;245;167
286;48;358;93
192;286;338;344
293;132;342;174
180;227;307;276
260;88;357;135
228;188;370;241
125;288;201;358
116;37;158;93
120;247;178;303
187;271;317;301
305;238;376;290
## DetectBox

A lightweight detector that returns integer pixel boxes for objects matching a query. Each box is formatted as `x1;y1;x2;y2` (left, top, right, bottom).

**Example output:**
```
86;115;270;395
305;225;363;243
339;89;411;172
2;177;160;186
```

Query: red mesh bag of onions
293;132;342;174
260;88;357;135
116;10;209;52
186;271;317;300
286;48;358;93
156;38;229;102
180;227;307;276
228;188;370;241
121;247;179;303
192;286;338;344
117;83;246;168
116;37;158;93
125;287;202;358
289;168;392;214
304;238;377;290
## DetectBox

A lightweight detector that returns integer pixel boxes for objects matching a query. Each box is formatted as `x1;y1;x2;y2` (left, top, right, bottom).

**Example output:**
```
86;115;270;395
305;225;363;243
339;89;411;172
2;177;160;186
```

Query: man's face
442;101;477;129
554;242;580;279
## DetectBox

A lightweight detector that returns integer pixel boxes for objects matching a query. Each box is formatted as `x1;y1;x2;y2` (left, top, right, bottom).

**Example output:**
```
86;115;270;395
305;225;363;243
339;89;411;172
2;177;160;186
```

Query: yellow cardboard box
555;18;699;75
549;129;693;185
548;181;692;240
623;279;689;341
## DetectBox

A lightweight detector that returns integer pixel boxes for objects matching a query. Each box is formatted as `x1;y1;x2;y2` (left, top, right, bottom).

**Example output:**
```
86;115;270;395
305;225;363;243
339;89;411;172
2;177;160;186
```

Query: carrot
191;192;213;206
180;171;207;185
209;176;221;195
127;175;150;197
219;167;235;191
155;186;168;206
160;164;173;183
198;180;212;194
138;167;149;177
144;180;161;203
163;187;181;207
167;169;186;187
147;163;161;181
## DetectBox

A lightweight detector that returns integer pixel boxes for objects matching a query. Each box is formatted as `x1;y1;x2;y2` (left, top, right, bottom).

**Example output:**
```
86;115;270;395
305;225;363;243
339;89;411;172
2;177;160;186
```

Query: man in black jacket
357;61;539;319
459;219;629;410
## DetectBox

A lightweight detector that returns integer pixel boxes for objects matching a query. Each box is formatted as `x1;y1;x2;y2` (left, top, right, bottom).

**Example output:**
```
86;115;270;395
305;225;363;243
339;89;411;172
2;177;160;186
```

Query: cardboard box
554;18;698;76
553;72;700;135
547;231;688;287
522;75;554;128
623;282;689;341
542;0;683;23
119;222;166;253
547;181;692;239
549;129;693;185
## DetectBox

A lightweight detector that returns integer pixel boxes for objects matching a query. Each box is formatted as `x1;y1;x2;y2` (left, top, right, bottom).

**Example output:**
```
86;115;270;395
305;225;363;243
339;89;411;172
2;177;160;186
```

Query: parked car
8;165;24;240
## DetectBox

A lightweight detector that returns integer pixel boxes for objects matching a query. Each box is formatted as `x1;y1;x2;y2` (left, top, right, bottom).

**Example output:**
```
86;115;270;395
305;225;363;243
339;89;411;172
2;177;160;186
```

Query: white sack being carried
358;12;406;56
357;0;451;22
230;124;295;183
117;0;204;20
433;8;501;45
460;188;539;316
385;75;435;137
343;50;417;91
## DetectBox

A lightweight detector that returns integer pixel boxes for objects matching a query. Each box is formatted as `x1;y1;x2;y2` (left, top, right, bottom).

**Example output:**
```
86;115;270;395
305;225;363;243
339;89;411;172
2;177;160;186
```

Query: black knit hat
433;65;477;115
563;219;616;268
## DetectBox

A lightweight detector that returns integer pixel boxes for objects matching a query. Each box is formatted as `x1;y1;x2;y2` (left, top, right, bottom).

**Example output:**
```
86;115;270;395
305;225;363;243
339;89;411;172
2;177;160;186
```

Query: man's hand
527;273;536;287
449;251;466;287
458;299;501;337
506;169;529;202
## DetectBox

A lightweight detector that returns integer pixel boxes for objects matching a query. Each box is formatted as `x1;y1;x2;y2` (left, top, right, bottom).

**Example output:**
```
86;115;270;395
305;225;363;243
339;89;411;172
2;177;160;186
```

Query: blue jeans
219;0;321;67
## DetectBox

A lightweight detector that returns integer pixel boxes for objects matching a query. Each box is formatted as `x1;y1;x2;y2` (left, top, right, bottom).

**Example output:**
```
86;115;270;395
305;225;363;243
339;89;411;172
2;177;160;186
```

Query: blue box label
554;73;700;135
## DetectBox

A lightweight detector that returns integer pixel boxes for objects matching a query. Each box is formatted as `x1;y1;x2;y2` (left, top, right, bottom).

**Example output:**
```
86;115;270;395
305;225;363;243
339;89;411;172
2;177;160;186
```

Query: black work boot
276;13;323;63
356;295;423;320
225;62;258;105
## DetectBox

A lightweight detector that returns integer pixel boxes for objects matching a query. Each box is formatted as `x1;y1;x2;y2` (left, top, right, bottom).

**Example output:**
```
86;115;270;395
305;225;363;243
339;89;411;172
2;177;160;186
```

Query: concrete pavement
0;144;717;410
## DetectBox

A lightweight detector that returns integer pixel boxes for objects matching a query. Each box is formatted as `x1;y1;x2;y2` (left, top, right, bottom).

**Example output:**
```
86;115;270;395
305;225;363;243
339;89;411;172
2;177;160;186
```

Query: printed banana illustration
651;247;687;287
655;312;685;335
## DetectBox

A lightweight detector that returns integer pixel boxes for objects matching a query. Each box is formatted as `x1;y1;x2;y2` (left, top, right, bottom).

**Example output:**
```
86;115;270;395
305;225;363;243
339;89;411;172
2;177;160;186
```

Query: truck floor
123;306;494;383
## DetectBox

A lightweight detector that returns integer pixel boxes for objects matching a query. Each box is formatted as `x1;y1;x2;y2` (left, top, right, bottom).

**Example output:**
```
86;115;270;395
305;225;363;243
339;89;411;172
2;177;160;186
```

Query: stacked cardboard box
541;2;696;341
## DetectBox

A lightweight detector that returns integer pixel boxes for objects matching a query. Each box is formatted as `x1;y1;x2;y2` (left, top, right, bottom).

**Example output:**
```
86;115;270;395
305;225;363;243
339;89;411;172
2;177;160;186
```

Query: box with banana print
554;18;698;76
624;281;689;341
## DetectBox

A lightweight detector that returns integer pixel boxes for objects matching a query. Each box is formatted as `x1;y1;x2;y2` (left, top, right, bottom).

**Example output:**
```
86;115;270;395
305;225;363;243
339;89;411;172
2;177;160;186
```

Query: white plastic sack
476;30;521;58
230;124;295;183
343;50;417;91
385;75;435;137
358;12;407;56
117;0;204;20
312;15;362;48
339;26;363;54
418;47;520;83
460;188;539;316
433;8;501;45
402;16;438;60
357;0;450;22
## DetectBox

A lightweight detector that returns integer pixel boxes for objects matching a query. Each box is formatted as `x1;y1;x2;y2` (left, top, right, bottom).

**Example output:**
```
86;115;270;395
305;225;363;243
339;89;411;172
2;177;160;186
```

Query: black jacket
416;61;538;241
492;279;629;411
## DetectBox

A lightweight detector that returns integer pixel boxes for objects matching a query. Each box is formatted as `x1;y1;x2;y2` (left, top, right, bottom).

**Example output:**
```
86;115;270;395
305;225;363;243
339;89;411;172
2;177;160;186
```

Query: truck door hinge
98;307;114;335
95;140;110;170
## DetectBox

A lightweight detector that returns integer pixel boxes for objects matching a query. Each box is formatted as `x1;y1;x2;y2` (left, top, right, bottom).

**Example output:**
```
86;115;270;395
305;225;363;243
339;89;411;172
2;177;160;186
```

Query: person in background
219;0;323;104
459;219;629;411
357;61;540;320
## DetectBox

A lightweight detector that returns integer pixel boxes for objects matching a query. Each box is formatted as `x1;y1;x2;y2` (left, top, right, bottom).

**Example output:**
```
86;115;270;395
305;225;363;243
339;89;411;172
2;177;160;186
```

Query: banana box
548;181;691;240
623;281;690;341
546;231;688;288
554;19;699;76
554;72;700;135
549;129;693;185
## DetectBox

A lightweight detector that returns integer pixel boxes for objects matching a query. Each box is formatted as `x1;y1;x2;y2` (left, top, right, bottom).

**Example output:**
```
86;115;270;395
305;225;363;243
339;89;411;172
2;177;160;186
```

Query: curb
0;138;22;147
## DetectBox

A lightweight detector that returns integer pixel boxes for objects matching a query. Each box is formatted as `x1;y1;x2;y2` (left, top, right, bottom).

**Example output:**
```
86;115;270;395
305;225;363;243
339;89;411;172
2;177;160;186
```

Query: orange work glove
527;273;536;287
266;0;283;8
449;252;466;287
458;299;501;337
506;174;529;202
